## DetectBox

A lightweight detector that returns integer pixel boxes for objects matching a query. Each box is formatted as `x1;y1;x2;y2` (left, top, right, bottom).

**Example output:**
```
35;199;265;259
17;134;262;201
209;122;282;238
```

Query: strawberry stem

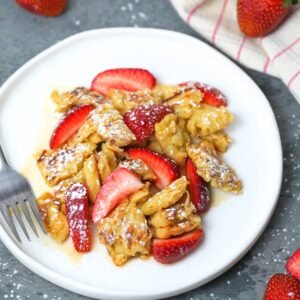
283;0;299;7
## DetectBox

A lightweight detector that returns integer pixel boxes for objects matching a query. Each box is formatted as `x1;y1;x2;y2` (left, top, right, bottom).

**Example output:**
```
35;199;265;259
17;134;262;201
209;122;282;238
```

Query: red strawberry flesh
286;248;300;281
50;104;94;150
237;0;289;38
263;273;300;300
153;229;204;264
127;148;180;189
66;183;91;252
186;158;210;213
16;0;67;17
91;68;156;96
180;82;227;107
92;168;143;223
123;104;173;142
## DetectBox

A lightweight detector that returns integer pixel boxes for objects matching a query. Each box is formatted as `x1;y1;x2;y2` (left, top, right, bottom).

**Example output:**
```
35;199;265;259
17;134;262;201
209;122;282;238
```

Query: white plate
0;28;282;300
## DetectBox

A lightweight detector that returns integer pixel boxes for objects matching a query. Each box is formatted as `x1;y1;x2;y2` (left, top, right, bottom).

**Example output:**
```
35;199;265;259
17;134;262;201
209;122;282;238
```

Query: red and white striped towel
171;0;300;103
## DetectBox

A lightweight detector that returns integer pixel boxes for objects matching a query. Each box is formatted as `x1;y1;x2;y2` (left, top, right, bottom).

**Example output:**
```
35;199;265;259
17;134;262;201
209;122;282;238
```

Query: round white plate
0;28;282;300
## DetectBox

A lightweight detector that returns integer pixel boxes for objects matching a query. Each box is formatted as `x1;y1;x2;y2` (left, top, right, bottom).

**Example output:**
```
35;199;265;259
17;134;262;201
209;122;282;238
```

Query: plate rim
0;27;283;300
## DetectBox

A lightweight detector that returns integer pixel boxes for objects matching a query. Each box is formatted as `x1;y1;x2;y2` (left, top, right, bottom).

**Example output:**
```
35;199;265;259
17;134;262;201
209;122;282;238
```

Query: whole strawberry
16;0;67;17
263;273;300;300
286;247;300;281
237;0;291;37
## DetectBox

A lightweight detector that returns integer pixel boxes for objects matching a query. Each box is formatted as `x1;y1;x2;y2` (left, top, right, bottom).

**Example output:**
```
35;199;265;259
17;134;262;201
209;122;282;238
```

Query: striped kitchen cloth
171;0;300;103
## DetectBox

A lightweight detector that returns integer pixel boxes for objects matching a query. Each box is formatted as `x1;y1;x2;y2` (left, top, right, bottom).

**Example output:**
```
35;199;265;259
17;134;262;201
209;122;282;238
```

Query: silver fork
0;144;46;242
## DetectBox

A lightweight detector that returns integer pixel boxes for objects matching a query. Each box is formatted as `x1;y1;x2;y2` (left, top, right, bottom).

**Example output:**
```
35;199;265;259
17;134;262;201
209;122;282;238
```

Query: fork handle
0;144;8;171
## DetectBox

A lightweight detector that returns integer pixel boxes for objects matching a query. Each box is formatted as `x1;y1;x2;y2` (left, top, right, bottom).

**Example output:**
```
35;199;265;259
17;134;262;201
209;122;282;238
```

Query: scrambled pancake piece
36;193;69;243
91;104;135;147
187;143;242;193
36;143;96;186
97;197;152;266
203;130;232;153
129;183;151;204
167;88;203;119
147;134;164;154
83;154;101;202
153;84;181;100
53;170;85;203
149;194;195;227
118;159;156;181
187;104;234;137
149;193;201;239
141;177;188;215
69;117;102;145
97;143;123;183
71;104;135;146
151;215;201;239
52;87;103;112
155;114;190;166
108;88;163;114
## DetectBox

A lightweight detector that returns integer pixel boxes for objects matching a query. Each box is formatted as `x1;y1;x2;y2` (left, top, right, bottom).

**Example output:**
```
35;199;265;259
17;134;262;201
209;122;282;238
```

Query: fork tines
0;196;47;243
0;145;47;242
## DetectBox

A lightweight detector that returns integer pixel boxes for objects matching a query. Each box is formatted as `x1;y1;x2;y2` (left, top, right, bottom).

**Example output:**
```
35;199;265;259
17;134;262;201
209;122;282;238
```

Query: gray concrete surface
0;1;299;299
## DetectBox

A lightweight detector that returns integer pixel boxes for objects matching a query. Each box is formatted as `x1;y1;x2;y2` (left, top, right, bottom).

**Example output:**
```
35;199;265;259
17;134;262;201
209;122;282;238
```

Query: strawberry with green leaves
237;0;299;37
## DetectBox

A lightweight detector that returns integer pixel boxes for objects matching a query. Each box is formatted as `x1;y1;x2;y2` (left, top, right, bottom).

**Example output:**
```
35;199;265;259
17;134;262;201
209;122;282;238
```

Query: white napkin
171;0;300;103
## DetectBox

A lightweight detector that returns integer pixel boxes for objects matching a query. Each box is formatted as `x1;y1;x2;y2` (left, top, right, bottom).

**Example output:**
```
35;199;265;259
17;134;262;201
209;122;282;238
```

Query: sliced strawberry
66;183;91;252
286;248;300;281
153;229;204;264
180;82;227;107
92;168;143;223
91;68;156;96
123;104;173;143
127;148;180;189
186;158;210;214
263;273;300;300
50;104;94;150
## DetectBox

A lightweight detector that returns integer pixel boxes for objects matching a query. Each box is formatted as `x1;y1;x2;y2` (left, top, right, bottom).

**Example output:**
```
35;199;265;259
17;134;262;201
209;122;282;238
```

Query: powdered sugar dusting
119;159;150;173
90;104;135;146
66;183;87;201
66;184;90;252
37;143;94;185
188;144;242;193
43;148;75;178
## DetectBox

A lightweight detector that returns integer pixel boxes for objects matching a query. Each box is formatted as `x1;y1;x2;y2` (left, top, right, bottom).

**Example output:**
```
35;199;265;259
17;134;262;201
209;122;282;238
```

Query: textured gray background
0;1;299;299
